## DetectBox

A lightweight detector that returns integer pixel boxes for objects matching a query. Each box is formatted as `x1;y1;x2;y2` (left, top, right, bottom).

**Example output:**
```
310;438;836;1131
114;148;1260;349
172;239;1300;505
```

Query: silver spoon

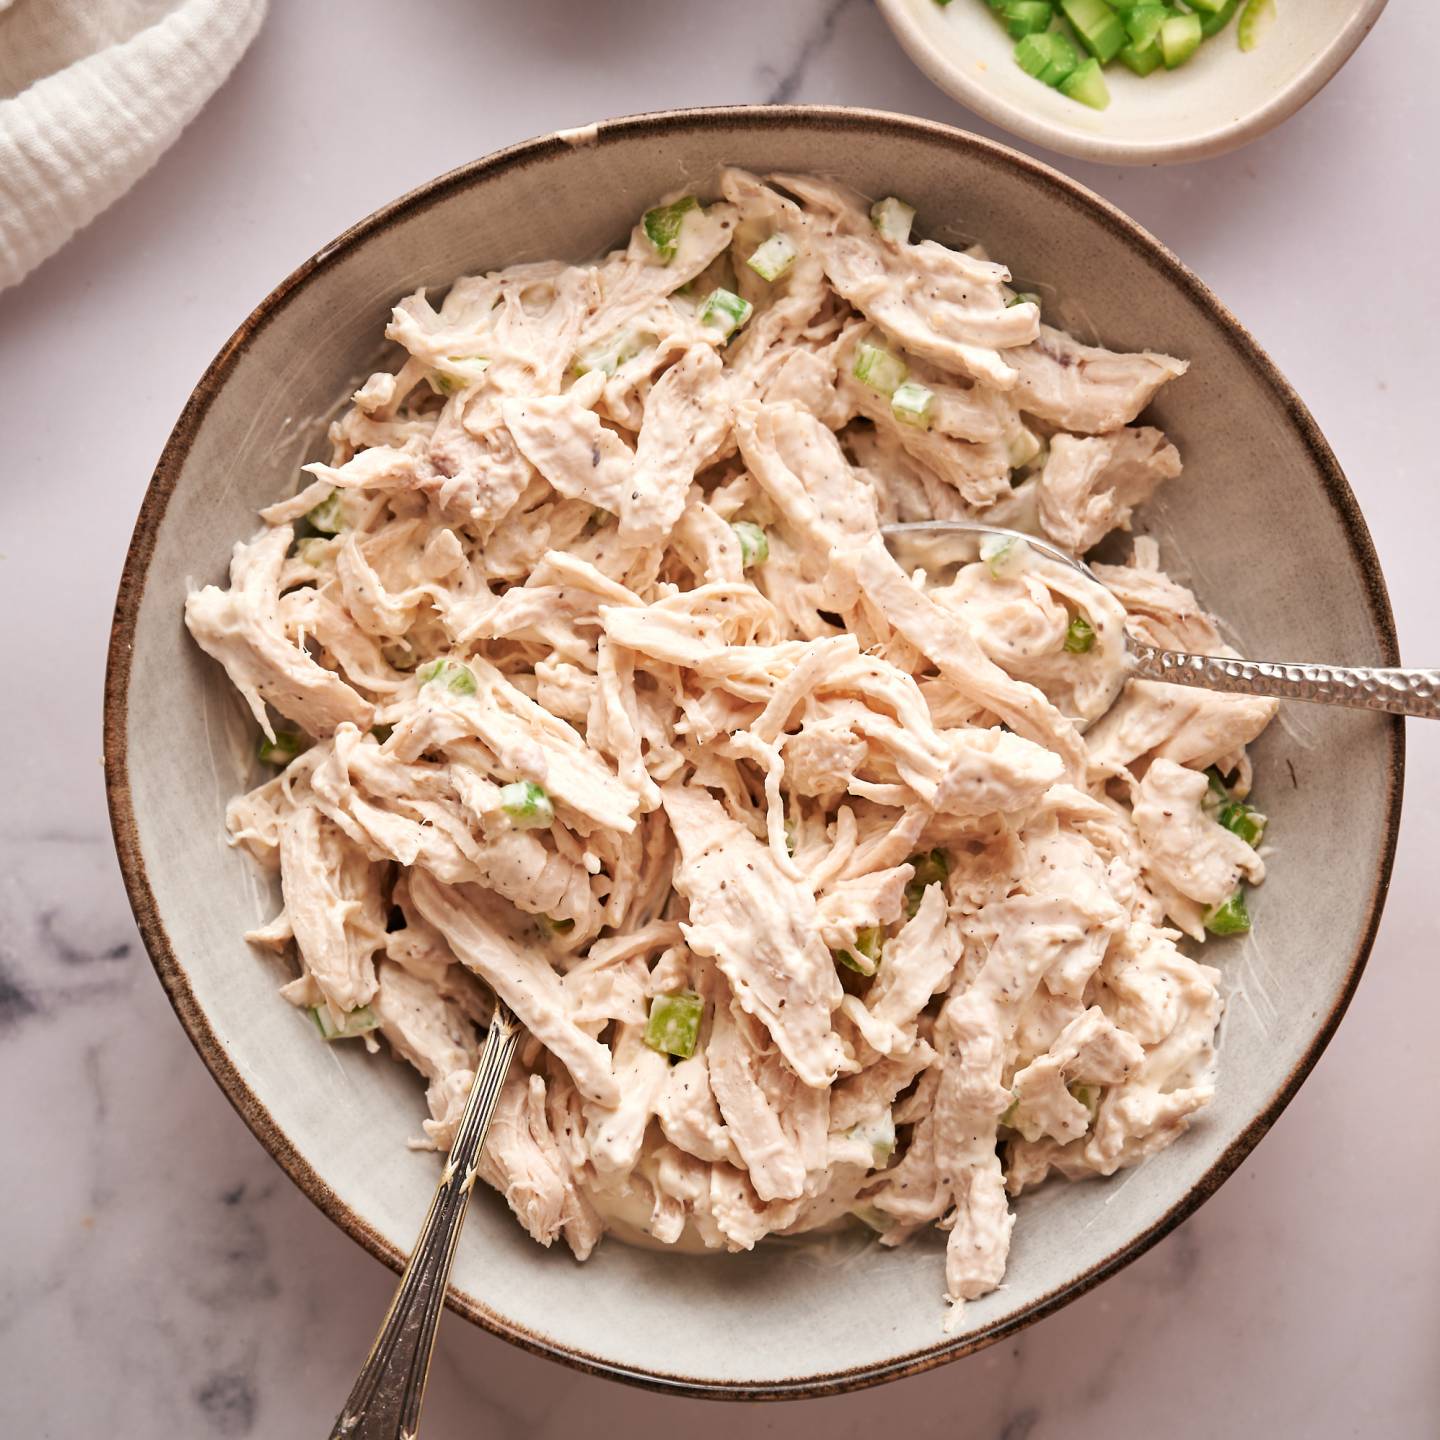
329;999;521;1439
882;521;1439;719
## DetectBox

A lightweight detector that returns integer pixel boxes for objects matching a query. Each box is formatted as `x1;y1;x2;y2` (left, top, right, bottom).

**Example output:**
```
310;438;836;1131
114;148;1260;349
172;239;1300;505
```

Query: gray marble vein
2;0;1437;1436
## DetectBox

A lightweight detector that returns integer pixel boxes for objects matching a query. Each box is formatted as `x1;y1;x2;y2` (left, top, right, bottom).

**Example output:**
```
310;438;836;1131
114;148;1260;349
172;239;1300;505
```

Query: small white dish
876;0;1389;165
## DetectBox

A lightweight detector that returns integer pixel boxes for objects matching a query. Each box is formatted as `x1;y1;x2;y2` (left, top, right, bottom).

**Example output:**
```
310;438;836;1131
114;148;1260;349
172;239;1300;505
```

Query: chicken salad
185;169;1274;1311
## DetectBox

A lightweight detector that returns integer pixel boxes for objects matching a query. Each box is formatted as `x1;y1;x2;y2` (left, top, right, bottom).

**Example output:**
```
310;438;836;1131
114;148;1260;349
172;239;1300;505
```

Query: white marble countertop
3;2;1437;1435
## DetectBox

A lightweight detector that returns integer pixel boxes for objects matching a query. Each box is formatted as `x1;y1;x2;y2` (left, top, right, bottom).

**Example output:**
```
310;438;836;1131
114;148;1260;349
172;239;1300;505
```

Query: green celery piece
870;197;916;244
1015;30;1058;77
1185;0;1226;11
305;489;345;535
1123;3;1167;46
1014;30;1077;85
891;380;936;429
1060;0;1127;62
698;287;753;342
1204;890;1252;937
1038;29;1081;81
730;520;769;568
642;196;698;262
1219;801;1266;848
836;926;883;977
1068;1082;1102;1122
418;658;477;696
1237;0;1274;50
644;992;704;1059
747;233;798;282
1160;11;1202;65
1118;39;1163;75
258;730;305;765
312;1004;379;1041
1060;55;1111;108
498;780;554;830
1199;0;1240;36
853;341;907;396
1003;0;1054;38
904;848;949;916
1064;614;1096;653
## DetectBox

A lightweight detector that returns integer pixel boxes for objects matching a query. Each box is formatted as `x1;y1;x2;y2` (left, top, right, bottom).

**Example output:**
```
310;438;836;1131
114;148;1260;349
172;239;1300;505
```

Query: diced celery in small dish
957;0;1277;110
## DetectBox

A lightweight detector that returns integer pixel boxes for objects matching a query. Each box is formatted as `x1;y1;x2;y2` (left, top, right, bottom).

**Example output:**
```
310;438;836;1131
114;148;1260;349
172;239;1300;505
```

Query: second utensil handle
1129;643;1439;719
329;1000;520;1440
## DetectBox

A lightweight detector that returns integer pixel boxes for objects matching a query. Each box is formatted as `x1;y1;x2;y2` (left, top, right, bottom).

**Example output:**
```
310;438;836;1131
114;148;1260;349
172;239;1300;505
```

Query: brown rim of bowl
102;104;1405;1401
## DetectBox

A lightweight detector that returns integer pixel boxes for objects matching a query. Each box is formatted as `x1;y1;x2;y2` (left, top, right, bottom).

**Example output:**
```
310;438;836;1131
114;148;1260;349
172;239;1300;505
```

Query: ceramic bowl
104;106;1402;1397
876;0;1389;165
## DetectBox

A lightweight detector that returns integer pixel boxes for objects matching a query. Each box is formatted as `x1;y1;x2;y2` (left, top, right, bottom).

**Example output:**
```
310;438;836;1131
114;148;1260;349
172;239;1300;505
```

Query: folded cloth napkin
0;0;267;291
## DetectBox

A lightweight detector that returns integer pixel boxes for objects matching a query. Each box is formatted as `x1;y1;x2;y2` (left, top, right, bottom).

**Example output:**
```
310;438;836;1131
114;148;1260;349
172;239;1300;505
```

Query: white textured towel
0;0;267;291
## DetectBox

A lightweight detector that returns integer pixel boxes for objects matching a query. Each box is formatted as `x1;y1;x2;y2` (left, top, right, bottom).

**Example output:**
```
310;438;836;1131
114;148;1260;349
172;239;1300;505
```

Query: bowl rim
102;103;1405;1400
874;0;1391;167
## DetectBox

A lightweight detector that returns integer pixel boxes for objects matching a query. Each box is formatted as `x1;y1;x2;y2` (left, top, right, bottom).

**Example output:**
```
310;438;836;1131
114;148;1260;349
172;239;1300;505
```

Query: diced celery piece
1237;0;1274;50
1068;1082;1101;1121
852;1203;895;1234
258;730;305;766
1060;0;1127;62
1199;0;1241;37
747;233;799;282
1119;40;1163;75
1186;0;1226;12
869;196;916;244
853;341;907;396
1064;614;1097;654
644;991;704;1059
836;925;883;977
1059;56;1111;109
1123;3;1168;47
539;914;575;937
1206;766;1232;801
642;196;698;262
498;780;554;830
731;520;769;568
305;489;345;535
1015;31;1055;77
999;1095;1020;1128
699;287;753;342
1203;890;1252;937
573;327;651;377
1219;801;1266;848
1160;12;1202;66
312;1004;379;1041
891;380;936;429
981;532;1029;579
904;848;949;916
1007;425;1043;467
427;355;489;395
847;1112;897;1168
382;638;419;672
418;658;477;696
1003;0;1054;38
297;536;333;567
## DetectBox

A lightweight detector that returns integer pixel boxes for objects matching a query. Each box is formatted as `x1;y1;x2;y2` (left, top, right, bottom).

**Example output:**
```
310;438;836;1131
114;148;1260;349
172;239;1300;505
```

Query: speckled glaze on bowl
876;0;1389;166
104;107;1402;1399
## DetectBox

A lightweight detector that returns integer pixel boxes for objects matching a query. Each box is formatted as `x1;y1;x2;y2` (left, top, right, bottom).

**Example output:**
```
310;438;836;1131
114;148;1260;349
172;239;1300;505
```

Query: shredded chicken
187;171;1272;1317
